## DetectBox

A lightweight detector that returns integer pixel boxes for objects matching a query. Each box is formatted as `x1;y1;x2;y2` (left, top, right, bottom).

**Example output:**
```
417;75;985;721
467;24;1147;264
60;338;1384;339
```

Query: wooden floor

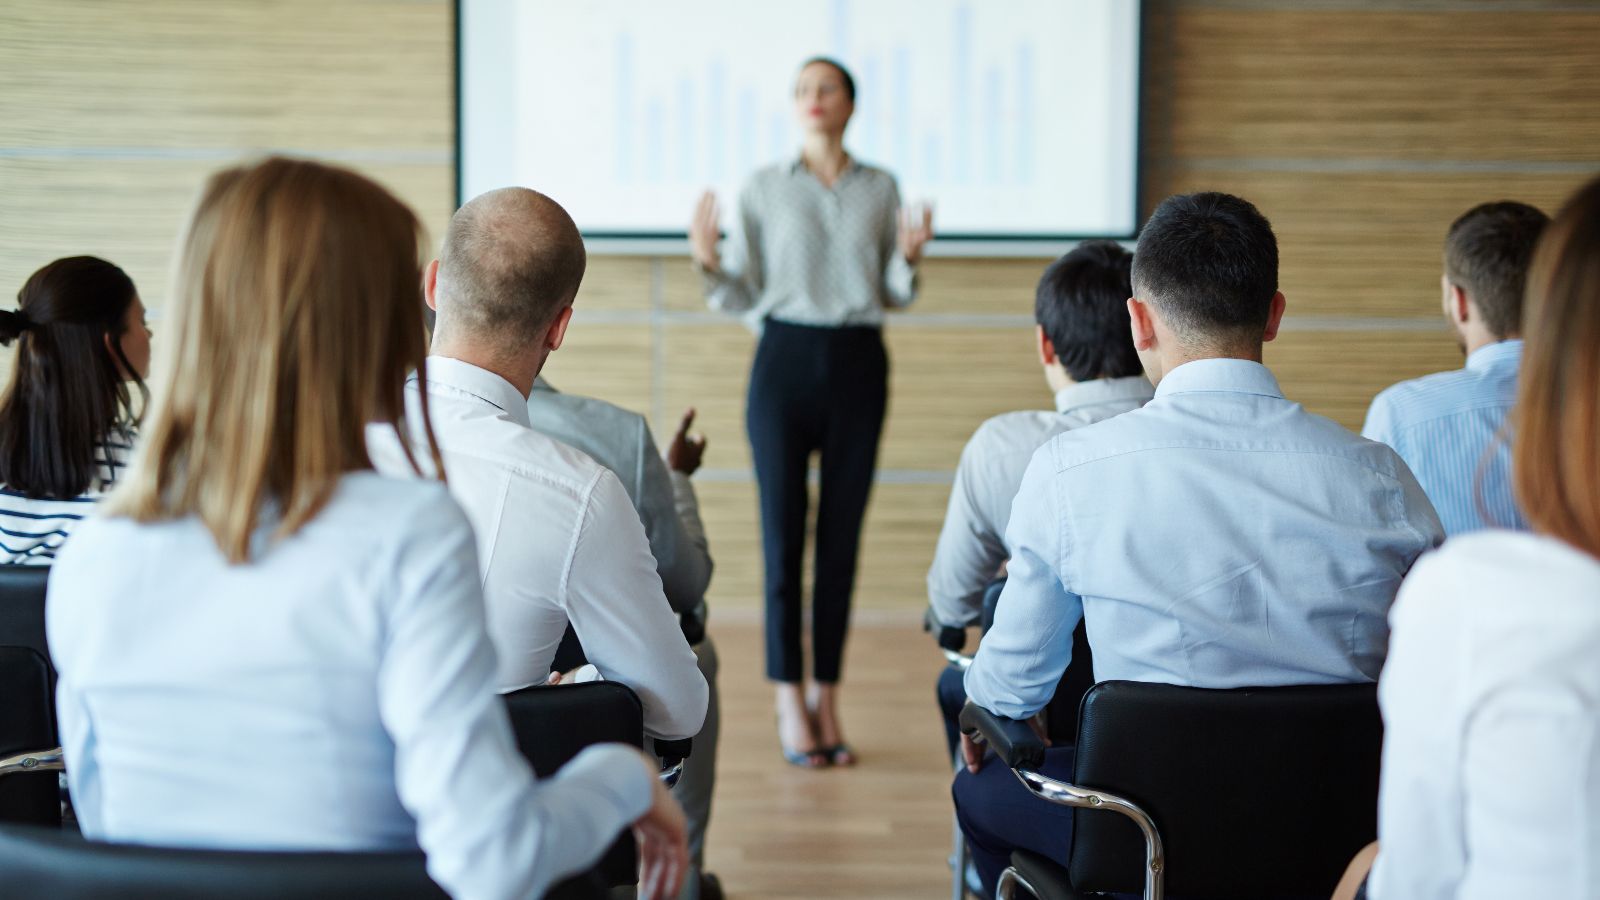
702;619;956;899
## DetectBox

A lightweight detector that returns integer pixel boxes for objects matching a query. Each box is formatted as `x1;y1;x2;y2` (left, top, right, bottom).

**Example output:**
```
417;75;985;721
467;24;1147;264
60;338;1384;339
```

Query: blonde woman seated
1335;174;1600;899
0;256;150;564
45;157;687;900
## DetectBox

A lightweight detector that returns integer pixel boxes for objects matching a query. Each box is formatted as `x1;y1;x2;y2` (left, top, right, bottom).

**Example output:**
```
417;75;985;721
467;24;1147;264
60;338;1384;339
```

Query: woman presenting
690;57;933;768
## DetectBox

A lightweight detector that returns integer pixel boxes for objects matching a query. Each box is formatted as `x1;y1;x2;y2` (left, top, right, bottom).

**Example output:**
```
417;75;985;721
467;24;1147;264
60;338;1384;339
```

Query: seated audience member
1362;201;1550;534
953;192;1445;896
526;389;721;900
0;256;150;564
368;186;708;742
1359;176;1600;899
46;157;687;900
926;240;1152;758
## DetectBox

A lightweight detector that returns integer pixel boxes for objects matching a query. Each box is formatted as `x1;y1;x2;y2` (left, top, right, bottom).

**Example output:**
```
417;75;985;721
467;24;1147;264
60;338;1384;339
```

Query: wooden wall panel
1161;8;1600;161
1267;328;1462;431
536;324;653;418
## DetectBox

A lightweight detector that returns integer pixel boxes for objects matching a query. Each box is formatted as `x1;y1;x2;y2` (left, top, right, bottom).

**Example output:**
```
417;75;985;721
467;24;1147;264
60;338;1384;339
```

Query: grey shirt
700;156;918;329
525;378;712;616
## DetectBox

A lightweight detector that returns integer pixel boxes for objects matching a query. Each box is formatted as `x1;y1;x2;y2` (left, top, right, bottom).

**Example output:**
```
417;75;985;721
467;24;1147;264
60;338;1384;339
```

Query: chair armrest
0;747;65;779
924;606;968;653
652;737;692;761
959;703;1046;770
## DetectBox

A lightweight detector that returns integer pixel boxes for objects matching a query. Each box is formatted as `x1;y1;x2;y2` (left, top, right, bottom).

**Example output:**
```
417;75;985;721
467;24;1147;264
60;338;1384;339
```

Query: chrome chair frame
0;747;64;779
995;768;1165;900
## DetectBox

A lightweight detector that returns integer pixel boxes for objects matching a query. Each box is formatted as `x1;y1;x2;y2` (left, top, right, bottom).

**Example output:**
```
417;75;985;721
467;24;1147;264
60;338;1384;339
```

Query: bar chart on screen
461;0;1140;238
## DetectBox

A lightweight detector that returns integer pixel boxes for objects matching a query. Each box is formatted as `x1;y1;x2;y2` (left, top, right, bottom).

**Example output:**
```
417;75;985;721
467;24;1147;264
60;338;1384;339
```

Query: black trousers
746;319;887;684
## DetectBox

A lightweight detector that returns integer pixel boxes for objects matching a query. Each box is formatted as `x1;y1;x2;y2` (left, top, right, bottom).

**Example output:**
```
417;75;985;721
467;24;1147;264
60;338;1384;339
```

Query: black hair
797;56;855;102
0;256;145;499
1035;240;1142;381
1444;201;1550;339
1130;192;1279;341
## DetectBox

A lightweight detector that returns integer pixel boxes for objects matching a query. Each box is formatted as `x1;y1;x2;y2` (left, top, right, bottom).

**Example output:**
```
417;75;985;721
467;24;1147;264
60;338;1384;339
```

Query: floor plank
702;620;957;899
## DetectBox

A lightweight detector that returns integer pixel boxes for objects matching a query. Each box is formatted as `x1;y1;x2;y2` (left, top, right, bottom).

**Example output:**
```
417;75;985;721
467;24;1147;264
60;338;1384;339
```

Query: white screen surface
460;0;1141;242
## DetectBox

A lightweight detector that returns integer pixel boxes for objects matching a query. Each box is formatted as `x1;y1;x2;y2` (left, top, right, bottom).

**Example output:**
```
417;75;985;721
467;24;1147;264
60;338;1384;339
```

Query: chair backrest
0;823;448;899
502;681;644;887
0;566;58;827
1067;680;1382;899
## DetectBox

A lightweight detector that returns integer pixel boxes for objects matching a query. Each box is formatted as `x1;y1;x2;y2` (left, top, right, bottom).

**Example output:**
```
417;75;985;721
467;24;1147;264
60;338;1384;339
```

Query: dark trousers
937;664;967;762
953;746;1079;897
747;319;887;684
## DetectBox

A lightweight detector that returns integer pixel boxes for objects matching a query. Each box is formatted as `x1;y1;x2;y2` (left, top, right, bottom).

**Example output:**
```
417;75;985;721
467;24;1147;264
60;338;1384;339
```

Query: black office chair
0;822;608;899
960;681;1383;900
502;680;692;890
0;566;60;827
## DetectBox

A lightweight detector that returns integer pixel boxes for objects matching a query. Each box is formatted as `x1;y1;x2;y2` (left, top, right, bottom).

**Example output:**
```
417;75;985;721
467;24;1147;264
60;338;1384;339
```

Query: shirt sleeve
963;445;1081;720
377;491;653;900
634;420;712;614
564;469;709;740
700;180;763;315
927;427;1008;628
1361;388;1396;445
880;177;918;308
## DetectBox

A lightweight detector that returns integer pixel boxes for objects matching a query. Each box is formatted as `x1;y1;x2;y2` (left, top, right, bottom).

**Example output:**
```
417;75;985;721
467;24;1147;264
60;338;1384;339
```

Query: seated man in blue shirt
926;241;1153;759
1362;201;1549;535
952;192;1445;896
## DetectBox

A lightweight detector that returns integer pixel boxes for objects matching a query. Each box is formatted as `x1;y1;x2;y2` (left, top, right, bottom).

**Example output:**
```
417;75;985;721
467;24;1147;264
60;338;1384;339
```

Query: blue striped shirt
0;433;133;565
1362;340;1524;536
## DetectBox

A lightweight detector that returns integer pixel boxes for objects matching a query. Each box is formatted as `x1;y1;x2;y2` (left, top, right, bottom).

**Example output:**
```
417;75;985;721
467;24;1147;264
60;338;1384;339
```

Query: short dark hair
1035;241;1142;382
1444;201;1549;339
1131;192;1279;342
0;256;144;499
797;56;855;102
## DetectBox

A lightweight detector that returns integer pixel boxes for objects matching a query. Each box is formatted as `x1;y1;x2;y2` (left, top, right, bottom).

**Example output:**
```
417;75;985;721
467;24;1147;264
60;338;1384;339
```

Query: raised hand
665;407;707;476
689;191;722;272
897;202;934;265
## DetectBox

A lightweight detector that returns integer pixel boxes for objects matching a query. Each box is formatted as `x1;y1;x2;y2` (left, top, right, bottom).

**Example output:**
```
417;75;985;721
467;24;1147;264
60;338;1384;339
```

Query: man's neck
429;342;539;399
1151;345;1264;386
1463;331;1513;358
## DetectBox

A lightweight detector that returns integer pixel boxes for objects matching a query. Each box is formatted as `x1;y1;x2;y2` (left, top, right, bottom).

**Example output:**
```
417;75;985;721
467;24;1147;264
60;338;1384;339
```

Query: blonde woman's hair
1513;173;1600;558
107;157;443;563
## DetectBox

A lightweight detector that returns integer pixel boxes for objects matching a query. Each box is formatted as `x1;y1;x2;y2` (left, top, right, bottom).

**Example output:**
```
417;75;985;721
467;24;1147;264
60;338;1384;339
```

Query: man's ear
1036;324;1057;367
1448;281;1471;326
1127;296;1157;351
544;304;575;352
1262;291;1287;343
423;259;441;312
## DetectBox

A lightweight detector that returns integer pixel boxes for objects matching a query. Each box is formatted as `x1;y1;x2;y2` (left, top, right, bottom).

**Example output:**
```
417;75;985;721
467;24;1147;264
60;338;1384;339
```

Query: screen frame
453;1;1146;252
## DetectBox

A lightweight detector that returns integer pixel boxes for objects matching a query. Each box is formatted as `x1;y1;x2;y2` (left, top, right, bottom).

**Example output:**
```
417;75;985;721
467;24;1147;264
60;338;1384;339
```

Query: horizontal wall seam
0;146;453;166
1172;0;1600;12
572;309;1447;332
1154;156;1600;176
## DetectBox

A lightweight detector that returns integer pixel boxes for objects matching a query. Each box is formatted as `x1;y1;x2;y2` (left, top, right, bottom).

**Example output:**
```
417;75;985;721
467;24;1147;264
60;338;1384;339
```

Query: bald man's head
434;187;586;348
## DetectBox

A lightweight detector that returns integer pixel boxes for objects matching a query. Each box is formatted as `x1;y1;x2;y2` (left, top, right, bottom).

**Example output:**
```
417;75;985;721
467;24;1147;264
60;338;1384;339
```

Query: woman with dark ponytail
0;256;151;564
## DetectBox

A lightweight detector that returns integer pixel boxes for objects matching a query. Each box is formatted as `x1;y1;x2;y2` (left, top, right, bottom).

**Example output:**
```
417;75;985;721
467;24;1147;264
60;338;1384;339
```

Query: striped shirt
700;155;918;330
1362;340;1524;536
0;431;134;565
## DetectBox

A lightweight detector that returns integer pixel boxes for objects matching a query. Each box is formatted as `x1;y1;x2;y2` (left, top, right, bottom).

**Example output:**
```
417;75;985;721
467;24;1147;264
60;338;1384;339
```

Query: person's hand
633;769;690;900
898;202;934;264
960;714;1050;774
689;191;722;273
665;407;707;475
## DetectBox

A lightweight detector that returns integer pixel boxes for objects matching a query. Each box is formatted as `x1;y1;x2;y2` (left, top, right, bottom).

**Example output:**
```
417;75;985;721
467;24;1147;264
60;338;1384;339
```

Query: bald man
368;187;708;743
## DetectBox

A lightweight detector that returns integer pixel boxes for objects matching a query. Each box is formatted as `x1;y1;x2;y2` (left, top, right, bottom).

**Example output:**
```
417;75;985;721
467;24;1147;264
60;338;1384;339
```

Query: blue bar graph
645;98;665;183
706;61;727;183
615;33;634;183
736;88;757;178
951;3;973;184
676;77;695;182
891;45;911;178
1015;42;1035;184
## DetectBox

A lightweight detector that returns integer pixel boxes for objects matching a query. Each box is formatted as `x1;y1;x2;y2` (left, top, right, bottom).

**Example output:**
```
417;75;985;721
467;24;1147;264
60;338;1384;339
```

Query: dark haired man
1363;201;1549;535
926;240;1152;757
952;193;1444;896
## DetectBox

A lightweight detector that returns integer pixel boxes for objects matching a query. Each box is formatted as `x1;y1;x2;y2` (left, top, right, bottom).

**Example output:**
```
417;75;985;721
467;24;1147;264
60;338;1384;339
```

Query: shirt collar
1153;358;1285;401
530;375;558;395
789;154;859;179
1465;339;1523;374
416;356;532;427
1054;376;1156;415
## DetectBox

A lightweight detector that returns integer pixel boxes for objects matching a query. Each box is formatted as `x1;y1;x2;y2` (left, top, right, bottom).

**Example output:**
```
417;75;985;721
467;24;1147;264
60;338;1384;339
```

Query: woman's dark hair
797;56;856;101
0;256;145;499
1035;240;1143;381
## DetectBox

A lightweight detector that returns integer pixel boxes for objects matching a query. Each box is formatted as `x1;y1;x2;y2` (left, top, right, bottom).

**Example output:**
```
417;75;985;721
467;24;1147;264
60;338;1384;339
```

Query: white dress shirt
367;357;707;741
965;359;1445;720
47;473;653;900
1370;531;1600;900
927;376;1152;627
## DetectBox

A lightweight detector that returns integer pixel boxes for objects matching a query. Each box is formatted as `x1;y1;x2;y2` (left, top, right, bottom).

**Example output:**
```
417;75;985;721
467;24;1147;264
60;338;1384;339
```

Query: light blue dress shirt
965;359;1445;720
1362;339;1525;535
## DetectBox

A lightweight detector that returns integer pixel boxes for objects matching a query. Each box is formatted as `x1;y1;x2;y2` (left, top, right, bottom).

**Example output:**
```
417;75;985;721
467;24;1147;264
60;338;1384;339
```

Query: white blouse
46;472;652;900
1371;530;1600;900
